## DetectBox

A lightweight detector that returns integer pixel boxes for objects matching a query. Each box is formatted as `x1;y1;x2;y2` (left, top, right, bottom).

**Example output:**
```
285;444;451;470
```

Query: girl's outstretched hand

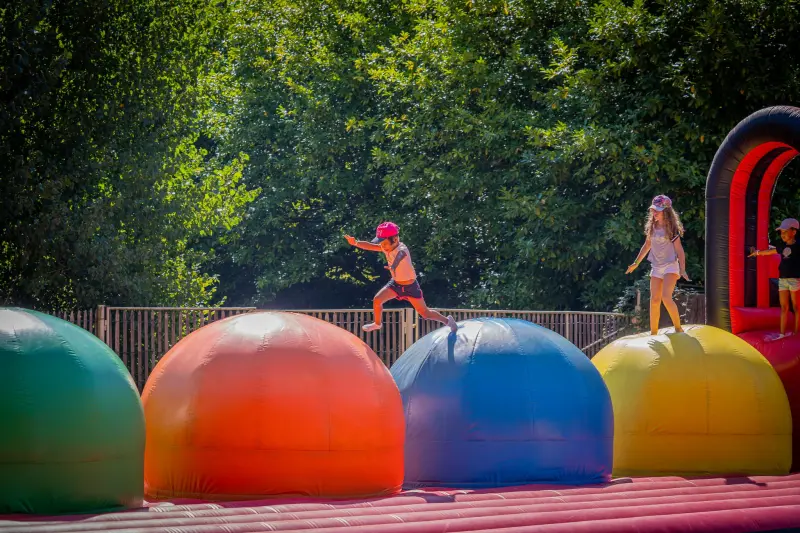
681;270;691;281
625;263;638;274
344;234;356;246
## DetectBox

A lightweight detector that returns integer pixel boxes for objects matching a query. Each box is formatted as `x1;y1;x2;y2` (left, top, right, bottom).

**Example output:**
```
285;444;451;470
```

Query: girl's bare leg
650;276;664;335
363;286;397;331
779;290;791;336
661;273;683;333
408;297;457;332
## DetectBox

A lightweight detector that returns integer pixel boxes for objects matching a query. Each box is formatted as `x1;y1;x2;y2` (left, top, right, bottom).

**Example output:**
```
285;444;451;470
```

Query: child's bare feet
362;322;382;332
674;326;684;333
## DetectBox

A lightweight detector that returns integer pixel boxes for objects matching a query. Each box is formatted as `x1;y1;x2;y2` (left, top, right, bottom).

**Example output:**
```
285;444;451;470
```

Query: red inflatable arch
706;105;800;471
706;106;800;331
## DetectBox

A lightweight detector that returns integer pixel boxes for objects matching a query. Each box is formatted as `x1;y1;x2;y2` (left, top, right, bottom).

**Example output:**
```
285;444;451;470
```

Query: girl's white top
648;228;678;266
384;243;417;282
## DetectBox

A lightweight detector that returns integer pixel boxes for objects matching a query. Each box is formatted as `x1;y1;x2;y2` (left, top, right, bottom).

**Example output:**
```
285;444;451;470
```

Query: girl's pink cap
649;194;672;211
371;222;399;243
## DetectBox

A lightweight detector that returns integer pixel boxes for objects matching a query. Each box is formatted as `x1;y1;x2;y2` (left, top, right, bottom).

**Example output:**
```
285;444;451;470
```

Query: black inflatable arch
706;106;800;331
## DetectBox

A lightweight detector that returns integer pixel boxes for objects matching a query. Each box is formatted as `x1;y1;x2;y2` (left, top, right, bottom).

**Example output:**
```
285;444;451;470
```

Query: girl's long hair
645;207;685;239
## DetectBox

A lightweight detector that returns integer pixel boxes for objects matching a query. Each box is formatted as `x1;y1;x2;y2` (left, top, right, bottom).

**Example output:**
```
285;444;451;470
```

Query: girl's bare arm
345;234;382;252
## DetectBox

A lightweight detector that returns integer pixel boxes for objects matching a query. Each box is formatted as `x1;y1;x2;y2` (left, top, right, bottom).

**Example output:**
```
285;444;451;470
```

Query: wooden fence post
565;312;572;344
402;308;415;353
96;305;107;344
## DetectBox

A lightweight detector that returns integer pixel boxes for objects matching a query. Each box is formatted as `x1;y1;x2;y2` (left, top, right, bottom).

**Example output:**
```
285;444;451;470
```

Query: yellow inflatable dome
592;324;791;477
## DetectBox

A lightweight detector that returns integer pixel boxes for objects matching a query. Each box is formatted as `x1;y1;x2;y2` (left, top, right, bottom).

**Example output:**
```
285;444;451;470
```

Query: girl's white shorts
651;261;680;279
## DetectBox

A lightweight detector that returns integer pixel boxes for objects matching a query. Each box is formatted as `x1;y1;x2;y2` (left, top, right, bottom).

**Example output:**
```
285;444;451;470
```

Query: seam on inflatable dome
468;320;487;367
695;332;711;435
397;332;436;426
505;320;536;439
186;320;237;448
289;313;334;454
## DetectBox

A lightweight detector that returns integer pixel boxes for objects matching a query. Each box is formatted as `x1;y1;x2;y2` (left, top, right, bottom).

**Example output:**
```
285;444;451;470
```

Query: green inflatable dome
0;308;145;514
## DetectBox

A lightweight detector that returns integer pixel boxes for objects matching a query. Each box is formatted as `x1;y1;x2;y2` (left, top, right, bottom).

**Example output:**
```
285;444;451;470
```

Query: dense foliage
4;0;800;311
0;0;256;309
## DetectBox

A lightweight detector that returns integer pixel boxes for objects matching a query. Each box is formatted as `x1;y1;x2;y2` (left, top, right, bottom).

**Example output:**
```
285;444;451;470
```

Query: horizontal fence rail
48;305;656;390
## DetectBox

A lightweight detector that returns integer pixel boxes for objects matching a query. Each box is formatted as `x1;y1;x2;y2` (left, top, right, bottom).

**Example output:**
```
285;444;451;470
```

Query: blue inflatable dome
390;318;613;488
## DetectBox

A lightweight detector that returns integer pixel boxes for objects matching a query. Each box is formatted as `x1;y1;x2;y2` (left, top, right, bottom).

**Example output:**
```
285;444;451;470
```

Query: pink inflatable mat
2;474;800;533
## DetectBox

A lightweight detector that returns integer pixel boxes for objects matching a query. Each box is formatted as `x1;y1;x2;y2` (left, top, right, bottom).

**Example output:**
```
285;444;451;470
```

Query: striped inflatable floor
2;474;800;533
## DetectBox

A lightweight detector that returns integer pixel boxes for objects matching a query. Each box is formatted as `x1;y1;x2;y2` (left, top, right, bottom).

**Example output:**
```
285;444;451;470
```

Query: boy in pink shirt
345;222;458;333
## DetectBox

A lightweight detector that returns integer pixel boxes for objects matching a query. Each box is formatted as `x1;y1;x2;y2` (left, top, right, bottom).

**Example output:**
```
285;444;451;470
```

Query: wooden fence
55;305;636;390
101;307;256;390
52;308;98;334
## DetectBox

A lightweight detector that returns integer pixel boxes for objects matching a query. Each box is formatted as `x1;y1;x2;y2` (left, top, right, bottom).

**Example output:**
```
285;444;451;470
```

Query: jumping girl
345;222;458;334
626;195;690;335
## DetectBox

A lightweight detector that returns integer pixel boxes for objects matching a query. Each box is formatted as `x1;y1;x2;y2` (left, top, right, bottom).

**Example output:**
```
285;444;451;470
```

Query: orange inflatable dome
142;312;405;500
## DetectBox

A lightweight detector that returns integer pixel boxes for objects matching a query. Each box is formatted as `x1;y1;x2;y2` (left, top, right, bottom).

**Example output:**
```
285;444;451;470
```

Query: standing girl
626;195;690;335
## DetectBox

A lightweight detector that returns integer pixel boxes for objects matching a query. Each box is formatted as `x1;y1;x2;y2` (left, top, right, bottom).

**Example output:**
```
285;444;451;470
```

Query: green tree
0;0;257;310
210;0;800;311
212;0;415;306
214;0;591;308
9;0;799;313
522;0;800;310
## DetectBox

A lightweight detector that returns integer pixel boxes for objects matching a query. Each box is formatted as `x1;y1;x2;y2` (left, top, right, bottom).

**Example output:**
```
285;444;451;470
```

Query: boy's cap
776;218;800;231
649;194;672;212
371;221;399;243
